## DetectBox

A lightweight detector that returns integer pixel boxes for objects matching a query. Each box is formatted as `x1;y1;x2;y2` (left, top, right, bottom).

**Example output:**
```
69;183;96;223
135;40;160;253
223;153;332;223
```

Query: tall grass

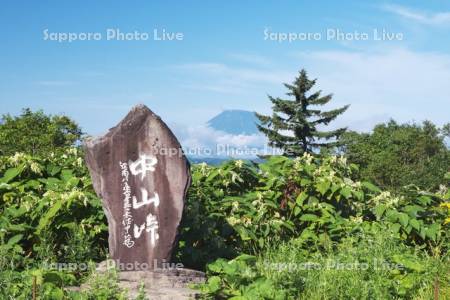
256;229;449;299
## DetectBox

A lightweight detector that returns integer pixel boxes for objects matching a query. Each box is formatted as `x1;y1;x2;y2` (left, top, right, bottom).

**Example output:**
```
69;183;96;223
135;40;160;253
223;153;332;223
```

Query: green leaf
340;187;352;199
295;192;308;206
7;206;27;217
390;223;401;233
316;181;331;196
392;255;425;272
7;234;23;246
43;272;63;286
234;225;254;241
234;254;257;263
417;196;432;206
398;213;409;227
330;184;340;194
362;181;380;193
41;283;64;299
352;190;364;201
299;214;318;222
207;259;226;273
419;227;426;239
60;169;74;182
403;205;425;218
47;164;62;176
300;178;312;186
374;205;386;220
41;177;62;189
409;219;420;231
425;224;440;241
37;198;64;234
299;229;318;242
23;179;41;189
0;167;21;183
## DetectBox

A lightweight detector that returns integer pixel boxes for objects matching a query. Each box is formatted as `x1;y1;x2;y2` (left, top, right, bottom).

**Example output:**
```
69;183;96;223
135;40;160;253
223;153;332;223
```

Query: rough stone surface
115;269;205;299
85;104;190;269
73;267;205;299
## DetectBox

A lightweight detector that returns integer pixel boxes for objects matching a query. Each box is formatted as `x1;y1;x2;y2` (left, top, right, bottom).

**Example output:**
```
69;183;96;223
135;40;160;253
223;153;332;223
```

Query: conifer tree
256;69;349;156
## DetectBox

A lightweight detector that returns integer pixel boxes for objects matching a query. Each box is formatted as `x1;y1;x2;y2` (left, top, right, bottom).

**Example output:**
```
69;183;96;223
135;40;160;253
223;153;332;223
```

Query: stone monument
85;104;190;270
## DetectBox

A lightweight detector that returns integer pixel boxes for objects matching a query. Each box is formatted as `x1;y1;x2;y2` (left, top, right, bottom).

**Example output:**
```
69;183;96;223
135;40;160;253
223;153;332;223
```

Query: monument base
110;269;205;299
67;261;206;299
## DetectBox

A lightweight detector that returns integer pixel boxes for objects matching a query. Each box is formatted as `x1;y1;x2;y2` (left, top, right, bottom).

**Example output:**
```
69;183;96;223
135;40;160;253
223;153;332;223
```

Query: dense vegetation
340;120;450;192
0;109;449;299
1;149;448;299
0;109;83;157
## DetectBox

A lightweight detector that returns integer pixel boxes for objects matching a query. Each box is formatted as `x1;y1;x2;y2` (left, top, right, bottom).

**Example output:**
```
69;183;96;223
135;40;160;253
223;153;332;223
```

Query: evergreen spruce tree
256;69;349;156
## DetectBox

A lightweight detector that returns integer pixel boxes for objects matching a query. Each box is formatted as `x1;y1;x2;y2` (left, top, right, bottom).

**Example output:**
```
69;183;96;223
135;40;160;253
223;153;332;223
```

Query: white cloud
173;62;292;94
169;47;450;137
171;124;270;158
383;4;450;26
295;48;450;130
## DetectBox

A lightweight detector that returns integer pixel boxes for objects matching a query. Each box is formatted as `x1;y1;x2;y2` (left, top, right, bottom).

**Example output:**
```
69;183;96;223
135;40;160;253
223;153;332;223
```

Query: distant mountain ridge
207;109;260;135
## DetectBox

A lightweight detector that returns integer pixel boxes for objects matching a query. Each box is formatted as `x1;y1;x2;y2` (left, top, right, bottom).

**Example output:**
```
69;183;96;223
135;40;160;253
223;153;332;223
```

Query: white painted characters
129;154;157;180
132;188;160;209
133;213;160;246
120;153;161;248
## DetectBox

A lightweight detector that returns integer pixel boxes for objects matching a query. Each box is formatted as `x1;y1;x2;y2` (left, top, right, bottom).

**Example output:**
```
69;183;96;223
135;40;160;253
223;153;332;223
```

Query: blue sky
0;1;449;151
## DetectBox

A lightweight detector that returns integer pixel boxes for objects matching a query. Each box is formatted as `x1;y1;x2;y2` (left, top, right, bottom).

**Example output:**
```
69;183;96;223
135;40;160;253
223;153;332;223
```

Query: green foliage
0;268;77;300
183;155;449;298
0;108;83;156
200;225;449;299
178;154;448;272
200;254;287;299
0;141;448;298
340;120;450;191
256;69;349;156
366;187;448;252
76;266;128;300
0;148;108;270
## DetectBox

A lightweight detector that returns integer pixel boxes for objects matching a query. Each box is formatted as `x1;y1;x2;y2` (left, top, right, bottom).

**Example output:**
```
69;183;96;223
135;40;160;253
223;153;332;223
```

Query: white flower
9;153;25;166
257;192;263;201
242;217;252;226
234;160;243;168
294;157;302;170
231;172;240;183
232;201;239;210
226;216;240;226
338;156;347;166
67;148;78;155
76;157;83;167
302;152;313;165
386;196;401;207
30;162;42;175
344;178;354;186
199;162;208;175
438;184;448;196
350;216;363;224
